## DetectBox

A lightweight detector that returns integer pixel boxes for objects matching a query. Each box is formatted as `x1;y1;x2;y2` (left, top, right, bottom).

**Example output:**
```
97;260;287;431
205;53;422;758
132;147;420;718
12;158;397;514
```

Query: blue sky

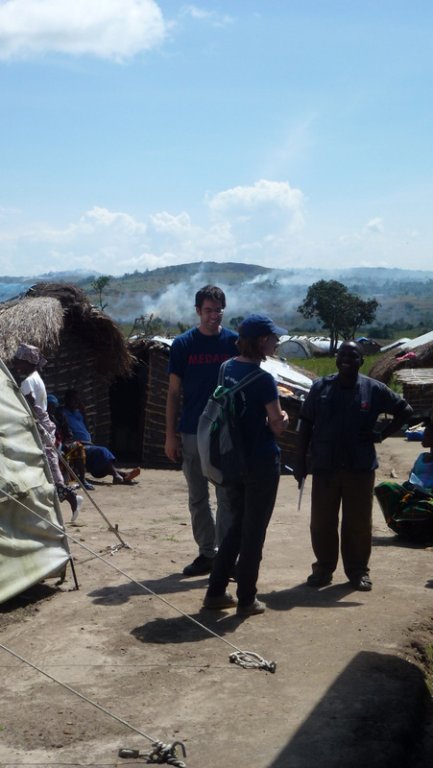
0;0;432;277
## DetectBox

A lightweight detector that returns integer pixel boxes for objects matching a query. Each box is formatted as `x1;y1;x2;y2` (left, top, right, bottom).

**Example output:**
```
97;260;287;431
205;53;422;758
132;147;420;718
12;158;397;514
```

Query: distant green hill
78;261;272;295
2;262;433;337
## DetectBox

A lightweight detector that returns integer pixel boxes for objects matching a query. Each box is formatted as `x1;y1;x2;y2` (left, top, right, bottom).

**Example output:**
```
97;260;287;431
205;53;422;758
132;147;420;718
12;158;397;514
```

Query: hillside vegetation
2;261;433;339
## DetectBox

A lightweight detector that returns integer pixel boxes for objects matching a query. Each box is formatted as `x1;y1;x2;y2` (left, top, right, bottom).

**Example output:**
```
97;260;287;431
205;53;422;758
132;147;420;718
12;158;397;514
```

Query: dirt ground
1;437;433;767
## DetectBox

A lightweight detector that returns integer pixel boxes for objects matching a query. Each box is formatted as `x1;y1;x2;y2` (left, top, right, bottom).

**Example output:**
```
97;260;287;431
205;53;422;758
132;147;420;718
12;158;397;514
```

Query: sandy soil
1;437;433;767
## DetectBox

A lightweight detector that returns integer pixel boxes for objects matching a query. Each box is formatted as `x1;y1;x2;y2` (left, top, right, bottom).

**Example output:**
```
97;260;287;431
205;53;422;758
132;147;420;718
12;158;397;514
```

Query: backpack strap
217;359;266;394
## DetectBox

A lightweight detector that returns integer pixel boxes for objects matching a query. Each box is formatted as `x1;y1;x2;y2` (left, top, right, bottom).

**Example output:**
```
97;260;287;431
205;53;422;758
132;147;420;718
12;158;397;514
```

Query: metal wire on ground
0;486;277;763
0;640;186;767
1;487;277;672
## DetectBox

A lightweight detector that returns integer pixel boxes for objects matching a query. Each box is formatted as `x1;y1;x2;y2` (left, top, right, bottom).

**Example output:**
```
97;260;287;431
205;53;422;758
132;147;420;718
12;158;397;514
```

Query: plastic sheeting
0;359;70;603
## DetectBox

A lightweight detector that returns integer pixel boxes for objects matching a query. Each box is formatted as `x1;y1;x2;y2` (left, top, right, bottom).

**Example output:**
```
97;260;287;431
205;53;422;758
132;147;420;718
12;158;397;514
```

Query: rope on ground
0;488;276;673
0;640;186;767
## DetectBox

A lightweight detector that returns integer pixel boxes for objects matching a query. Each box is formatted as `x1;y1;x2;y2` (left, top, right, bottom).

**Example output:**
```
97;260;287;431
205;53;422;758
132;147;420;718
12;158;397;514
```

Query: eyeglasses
201;308;224;316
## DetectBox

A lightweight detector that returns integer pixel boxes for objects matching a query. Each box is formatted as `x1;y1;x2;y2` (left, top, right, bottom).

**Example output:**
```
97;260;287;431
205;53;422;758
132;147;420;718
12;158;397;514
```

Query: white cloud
82;206;147;234
365;217;384;234
149;211;192;235
0;0;166;61
4;182;428;278
0;180;309;276
180;5;233;27
209;179;304;217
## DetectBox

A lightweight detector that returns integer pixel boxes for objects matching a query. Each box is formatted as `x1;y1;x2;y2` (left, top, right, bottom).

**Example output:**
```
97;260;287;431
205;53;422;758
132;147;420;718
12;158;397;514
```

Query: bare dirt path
1;437;433;767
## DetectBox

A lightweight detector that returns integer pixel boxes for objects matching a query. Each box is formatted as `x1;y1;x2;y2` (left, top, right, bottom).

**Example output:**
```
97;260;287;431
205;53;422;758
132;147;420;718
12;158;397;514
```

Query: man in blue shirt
165;285;238;576
295;341;412;592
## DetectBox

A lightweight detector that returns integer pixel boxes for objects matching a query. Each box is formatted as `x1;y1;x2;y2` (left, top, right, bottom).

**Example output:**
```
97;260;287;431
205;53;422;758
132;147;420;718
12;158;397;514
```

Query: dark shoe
306;572;333;588
182;554;214;577
350;575;372;592
83;480;94;491
203;592;237;610
236;599;266;617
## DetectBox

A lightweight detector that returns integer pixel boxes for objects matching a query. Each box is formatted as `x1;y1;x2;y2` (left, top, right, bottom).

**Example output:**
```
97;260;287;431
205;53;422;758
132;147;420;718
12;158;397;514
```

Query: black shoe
306;572;333;588
350;575;372;592
203;592;237;610
182;554;214;577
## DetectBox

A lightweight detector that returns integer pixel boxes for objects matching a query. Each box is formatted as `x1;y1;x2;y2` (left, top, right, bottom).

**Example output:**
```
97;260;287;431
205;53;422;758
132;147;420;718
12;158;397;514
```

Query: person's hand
165;434;182;463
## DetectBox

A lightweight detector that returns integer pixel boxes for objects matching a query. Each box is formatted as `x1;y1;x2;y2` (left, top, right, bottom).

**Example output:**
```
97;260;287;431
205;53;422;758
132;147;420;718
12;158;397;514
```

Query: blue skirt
84;444;116;478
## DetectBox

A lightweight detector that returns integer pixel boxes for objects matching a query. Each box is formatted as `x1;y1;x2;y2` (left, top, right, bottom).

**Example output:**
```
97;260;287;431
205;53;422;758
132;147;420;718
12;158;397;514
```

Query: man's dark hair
195;285;226;309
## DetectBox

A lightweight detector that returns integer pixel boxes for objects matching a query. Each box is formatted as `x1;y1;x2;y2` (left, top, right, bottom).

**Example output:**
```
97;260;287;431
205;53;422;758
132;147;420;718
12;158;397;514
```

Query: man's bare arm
165;373;182;462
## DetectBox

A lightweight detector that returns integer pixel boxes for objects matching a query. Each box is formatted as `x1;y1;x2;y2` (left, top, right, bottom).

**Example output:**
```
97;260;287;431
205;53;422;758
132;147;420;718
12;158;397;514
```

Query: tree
339;295;378;340
297;280;378;354
128;313;165;339
91;275;111;311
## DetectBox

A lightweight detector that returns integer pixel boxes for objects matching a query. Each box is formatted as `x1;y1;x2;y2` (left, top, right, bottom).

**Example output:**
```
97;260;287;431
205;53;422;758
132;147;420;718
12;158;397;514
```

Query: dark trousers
207;465;280;606
310;470;375;580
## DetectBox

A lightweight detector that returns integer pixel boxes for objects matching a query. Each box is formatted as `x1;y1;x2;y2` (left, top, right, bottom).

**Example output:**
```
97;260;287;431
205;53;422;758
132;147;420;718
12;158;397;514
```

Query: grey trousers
181;433;233;558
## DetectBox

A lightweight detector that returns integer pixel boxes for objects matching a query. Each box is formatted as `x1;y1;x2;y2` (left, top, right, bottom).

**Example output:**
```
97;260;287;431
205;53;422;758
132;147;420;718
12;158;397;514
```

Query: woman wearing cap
203;314;289;617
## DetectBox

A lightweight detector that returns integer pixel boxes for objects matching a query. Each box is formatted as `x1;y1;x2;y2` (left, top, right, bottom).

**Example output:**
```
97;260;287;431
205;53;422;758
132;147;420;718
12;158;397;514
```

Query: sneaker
306;572;333;588
83;480;94;491
350;575;372;592
203;592;237;610
182;554;214;577
236;599;266;617
71;495;83;523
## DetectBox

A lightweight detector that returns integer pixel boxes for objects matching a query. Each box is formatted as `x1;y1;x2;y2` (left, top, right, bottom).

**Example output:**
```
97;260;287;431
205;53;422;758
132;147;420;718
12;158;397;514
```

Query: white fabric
20;370;47;410
0;360;70;603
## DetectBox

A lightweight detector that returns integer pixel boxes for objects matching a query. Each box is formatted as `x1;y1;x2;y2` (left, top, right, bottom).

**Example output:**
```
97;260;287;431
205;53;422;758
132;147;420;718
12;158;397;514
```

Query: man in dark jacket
295;341;413;591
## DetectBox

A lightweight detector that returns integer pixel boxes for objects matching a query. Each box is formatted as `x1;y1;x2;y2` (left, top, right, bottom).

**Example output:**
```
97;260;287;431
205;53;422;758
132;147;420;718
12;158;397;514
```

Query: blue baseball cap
238;314;288;338
47;394;59;406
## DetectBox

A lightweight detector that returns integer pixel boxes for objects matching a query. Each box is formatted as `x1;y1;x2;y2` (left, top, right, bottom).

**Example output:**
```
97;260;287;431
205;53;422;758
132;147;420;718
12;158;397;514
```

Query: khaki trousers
310;470;375;580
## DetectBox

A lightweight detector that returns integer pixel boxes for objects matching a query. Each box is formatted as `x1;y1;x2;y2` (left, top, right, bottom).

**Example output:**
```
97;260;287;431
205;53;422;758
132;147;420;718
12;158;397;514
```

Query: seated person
61;389;140;485
375;418;433;537
47;394;93;490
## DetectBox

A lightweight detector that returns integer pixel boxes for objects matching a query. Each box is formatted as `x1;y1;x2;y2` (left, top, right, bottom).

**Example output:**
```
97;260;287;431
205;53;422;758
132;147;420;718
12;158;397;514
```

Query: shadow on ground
88;573;209;605
268;651;428;768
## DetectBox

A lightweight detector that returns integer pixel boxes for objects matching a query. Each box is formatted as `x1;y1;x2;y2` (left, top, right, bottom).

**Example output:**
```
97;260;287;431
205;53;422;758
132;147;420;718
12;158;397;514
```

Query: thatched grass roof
0;282;133;378
369;341;433;384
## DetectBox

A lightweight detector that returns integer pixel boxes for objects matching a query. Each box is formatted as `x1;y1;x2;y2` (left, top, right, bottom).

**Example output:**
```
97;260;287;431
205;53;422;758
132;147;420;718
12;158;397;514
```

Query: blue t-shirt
221;358;280;468
62;408;92;443
169;326;238;433
411;453;433;489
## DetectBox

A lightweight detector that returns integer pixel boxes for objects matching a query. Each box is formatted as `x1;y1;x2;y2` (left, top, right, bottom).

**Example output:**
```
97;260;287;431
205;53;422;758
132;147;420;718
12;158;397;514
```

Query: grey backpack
197;360;265;486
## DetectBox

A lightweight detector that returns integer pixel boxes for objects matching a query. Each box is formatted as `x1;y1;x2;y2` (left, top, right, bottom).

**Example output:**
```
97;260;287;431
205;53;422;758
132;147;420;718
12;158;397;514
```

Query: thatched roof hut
369;341;433;385
0;283;133;446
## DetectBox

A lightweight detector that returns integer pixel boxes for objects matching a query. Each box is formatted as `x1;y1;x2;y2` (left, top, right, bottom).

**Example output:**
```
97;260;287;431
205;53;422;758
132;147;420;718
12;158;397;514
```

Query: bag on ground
375;480;433;541
197;361;265;486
